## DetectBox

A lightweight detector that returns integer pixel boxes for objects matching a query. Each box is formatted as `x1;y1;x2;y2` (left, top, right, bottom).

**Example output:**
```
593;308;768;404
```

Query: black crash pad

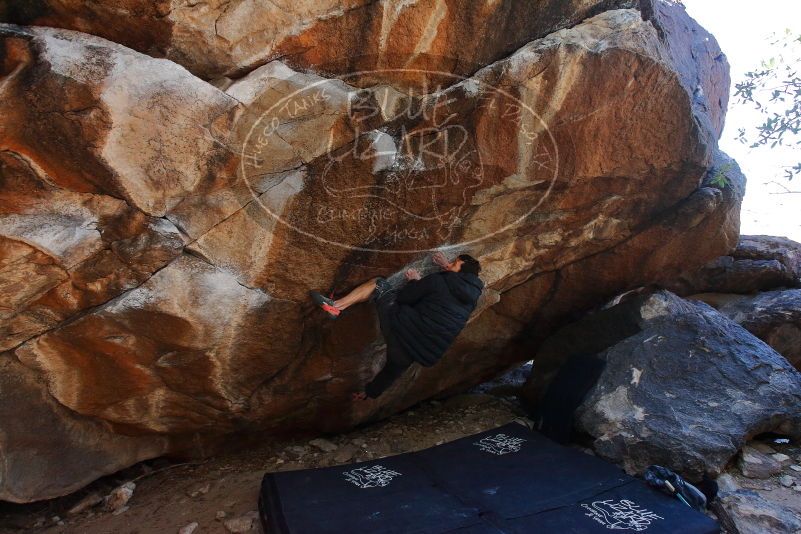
258;422;719;533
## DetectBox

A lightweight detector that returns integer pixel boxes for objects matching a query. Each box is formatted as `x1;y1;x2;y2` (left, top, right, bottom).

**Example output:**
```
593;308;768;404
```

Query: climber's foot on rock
309;291;341;319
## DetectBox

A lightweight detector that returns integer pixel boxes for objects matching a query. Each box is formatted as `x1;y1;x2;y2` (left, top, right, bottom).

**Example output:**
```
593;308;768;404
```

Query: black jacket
390;271;484;366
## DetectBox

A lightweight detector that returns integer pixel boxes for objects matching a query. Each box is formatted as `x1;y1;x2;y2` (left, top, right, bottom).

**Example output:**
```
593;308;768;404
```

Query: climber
309;252;483;400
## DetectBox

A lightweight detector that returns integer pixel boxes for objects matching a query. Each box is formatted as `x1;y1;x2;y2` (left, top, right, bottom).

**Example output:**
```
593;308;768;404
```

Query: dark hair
458;254;481;275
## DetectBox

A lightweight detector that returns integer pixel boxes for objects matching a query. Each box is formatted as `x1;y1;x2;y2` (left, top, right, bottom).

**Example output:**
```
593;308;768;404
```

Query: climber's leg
354;278;410;400
333;278;378;310
364;344;414;399
309;278;379;318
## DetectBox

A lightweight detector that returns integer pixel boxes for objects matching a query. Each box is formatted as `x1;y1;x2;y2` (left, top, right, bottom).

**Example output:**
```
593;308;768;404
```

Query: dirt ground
2;363;799;534
0;368;530;534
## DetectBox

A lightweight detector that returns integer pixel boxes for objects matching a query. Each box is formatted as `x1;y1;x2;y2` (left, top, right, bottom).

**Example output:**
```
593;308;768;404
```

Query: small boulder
67;492;102;515
287;445;308;458
223;511;259;533
771;453;792;466
309;438;338;453
178;522;198;534
739;446;783;479
334;444;357;464
714;489;801;534
735;236;801;281
668;235;801;295
185;481;211;498
779;475;794;488
104;482;135;513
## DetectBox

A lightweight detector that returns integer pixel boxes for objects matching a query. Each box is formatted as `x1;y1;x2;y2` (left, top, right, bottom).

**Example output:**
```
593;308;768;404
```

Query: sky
682;0;801;242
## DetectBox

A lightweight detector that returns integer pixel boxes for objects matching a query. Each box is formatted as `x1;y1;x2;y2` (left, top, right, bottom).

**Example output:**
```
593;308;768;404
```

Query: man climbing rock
310;252;483;400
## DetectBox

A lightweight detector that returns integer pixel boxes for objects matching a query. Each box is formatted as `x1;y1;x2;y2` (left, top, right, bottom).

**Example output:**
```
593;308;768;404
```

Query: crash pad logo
240;66;558;255
343;465;402;489
581;499;664;531
473;433;526;455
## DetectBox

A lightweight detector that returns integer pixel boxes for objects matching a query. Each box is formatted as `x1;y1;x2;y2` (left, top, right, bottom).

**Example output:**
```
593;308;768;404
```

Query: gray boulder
668;235;801;295
712;490;801;534
737;235;801;278
715;289;801;370
737;445;783;479
571;291;801;479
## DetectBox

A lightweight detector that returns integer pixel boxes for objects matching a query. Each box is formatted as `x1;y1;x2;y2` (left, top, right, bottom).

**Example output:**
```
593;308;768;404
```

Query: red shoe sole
321;302;340;318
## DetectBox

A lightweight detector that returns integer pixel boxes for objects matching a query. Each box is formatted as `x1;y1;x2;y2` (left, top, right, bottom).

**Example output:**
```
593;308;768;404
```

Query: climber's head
450;254;481;275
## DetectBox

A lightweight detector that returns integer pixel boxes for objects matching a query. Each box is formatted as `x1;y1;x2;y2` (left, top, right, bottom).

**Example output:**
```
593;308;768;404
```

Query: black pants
365;345;414;398
365;278;415;399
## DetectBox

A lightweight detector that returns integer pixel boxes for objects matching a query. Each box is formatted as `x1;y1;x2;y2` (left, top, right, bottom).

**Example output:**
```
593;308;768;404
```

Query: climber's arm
396;271;435;305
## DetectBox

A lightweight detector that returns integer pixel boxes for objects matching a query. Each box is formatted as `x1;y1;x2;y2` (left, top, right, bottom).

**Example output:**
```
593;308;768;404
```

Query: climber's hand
405;268;422;281
432;251;450;270
352;392;368;401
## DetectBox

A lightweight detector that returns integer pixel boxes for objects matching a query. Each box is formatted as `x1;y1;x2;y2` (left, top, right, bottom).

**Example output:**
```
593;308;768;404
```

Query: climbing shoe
309;291;341;319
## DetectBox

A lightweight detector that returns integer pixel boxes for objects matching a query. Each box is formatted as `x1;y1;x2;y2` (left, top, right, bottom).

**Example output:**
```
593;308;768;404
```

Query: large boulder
1;1;743;500
735;235;801;277
668;235;801;295
1;0;640;82
538;291;801;480
714;289;801;370
670;236;801;369
0;357;167;502
517;150;745;403
0;151;185;351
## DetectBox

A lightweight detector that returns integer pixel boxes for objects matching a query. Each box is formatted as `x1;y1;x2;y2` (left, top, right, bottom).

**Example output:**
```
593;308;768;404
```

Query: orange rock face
0;0;741;501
